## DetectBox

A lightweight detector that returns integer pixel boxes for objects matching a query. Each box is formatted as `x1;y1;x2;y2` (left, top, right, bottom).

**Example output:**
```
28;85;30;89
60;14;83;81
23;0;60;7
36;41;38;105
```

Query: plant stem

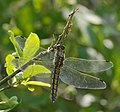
0;69;21;86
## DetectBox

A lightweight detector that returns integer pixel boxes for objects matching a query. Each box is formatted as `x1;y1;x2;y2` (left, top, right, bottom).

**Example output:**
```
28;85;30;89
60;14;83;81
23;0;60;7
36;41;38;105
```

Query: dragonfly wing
64;57;113;73
33;59;54;83
11;58;53;83
33;73;52;83
11;56;54;81
11;48;54;83
59;65;106;89
11;54;54;70
36;47;54;61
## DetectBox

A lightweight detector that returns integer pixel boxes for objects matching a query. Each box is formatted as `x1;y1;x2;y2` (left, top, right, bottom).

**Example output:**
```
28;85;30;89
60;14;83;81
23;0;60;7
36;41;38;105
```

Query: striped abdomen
51;66;61;103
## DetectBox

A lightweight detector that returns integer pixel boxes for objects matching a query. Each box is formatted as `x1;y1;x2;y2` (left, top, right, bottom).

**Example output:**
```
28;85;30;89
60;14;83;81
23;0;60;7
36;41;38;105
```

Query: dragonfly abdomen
51;66;60;103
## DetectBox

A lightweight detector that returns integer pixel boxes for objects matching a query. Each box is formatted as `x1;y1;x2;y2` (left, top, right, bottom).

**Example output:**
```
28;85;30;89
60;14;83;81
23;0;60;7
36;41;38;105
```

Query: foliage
0;0;120;112
1;31;51;111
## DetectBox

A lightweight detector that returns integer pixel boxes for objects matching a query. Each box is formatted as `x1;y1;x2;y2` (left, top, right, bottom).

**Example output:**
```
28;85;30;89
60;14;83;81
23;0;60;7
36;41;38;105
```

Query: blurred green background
0;0;120;112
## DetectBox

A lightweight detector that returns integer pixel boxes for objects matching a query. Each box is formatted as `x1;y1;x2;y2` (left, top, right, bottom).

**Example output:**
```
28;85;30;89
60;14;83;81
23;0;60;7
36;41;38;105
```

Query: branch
0;8;78;87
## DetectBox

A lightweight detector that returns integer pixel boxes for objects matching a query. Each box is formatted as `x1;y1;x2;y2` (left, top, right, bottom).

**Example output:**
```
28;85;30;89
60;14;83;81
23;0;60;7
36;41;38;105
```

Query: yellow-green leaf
0;101;7;104
5;54;15;75
23;33;40;59
27;87;35;92
8;30;23;57
23;65;51;78
26;81;51;87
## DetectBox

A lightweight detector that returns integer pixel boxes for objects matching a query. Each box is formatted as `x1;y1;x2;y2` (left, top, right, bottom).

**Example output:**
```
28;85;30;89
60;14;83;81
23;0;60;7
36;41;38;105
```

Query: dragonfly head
56;44;65;50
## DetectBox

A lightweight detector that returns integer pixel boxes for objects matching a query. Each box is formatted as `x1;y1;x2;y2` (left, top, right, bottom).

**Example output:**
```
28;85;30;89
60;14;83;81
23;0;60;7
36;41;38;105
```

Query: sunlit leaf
27;87;35;92
23;33;40;59
8;30;23;57
5;54;15;75
23;65;51;78
0;101;6;104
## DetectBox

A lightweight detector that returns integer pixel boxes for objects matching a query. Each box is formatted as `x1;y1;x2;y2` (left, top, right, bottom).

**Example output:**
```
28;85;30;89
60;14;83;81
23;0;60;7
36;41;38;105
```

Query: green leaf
26;81;51;87
7;96;19;107
23;65;51;79
23;33;40;59
0;96;19;112
5;54;15;75
6;96;19;112
8;30;23;57
27;87;35;92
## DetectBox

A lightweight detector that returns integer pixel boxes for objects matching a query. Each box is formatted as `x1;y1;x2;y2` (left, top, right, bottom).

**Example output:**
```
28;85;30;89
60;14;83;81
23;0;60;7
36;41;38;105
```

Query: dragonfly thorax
53;44;65;67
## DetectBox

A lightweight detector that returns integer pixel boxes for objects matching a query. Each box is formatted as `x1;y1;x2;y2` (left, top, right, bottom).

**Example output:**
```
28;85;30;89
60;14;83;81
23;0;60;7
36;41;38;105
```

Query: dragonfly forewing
64;57;113;73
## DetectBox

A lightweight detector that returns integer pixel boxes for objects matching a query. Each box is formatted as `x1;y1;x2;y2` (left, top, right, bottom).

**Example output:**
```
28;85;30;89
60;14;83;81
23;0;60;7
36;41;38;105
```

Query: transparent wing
11;56;112;89
11;57;53;83
32;73;52;84
64;57;113;73
30;58;53;83
11;51;54;83
11;49;54;69
59;65;106;89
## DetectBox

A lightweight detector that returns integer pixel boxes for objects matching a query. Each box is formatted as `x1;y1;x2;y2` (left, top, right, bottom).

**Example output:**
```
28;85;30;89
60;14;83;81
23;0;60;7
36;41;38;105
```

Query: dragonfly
11;45;113;103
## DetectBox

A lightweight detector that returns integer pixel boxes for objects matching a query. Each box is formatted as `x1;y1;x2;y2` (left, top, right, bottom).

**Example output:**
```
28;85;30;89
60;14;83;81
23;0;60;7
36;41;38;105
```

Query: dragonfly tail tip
52;95;56;103
52;100;55;103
